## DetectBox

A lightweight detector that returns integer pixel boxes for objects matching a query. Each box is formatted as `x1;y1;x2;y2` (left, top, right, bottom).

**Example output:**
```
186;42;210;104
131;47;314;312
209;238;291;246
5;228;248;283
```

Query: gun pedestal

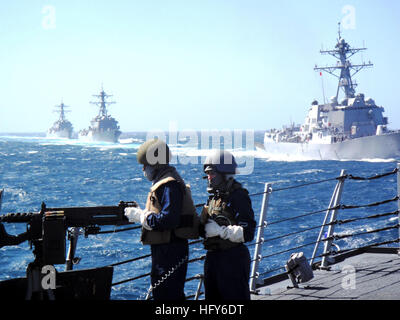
25;240;55;300
0;199;137;299
66;227;81;271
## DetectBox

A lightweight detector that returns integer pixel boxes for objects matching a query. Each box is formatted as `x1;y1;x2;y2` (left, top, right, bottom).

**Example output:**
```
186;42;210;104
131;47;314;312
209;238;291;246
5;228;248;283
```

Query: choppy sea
0;132;398;300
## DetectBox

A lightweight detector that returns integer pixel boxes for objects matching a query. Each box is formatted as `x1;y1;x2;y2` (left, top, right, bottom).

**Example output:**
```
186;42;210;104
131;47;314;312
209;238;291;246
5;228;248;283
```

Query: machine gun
0;200;138;299
0;200;137;265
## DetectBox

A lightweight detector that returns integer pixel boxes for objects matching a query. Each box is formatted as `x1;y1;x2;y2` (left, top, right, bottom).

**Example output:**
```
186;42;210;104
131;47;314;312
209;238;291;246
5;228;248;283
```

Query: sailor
200;150;256;300
124;139;194;301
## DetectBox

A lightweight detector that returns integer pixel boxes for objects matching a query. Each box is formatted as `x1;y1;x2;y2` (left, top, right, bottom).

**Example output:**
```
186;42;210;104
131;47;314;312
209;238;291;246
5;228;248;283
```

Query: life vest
141;171;200;245
201;182;246;251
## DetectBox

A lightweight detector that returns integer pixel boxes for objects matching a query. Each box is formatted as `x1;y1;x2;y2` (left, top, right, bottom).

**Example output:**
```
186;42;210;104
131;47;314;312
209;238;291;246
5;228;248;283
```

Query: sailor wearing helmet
200;149;256;300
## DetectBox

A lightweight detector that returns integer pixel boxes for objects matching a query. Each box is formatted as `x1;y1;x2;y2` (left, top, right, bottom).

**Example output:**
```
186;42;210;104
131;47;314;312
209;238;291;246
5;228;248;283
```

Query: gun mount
0;200;138;299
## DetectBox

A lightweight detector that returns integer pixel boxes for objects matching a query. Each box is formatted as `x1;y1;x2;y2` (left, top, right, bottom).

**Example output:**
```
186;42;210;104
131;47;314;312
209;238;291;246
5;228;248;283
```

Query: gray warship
78;87;121;143
264;25;400;160
47;101;73;139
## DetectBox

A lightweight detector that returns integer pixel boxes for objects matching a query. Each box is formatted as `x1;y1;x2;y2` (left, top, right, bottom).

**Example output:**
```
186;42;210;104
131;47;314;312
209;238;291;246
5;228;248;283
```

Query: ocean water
0;133;399;300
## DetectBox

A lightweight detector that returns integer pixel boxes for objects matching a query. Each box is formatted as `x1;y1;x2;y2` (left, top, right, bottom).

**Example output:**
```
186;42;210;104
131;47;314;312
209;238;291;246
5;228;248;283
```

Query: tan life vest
141;175;200;245
200;183;245;251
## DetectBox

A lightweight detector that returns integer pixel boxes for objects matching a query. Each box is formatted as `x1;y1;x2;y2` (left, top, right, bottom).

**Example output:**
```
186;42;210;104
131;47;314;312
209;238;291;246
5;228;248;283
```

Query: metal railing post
310;177;341;266
249;183;272;292
194;274;204;300
321;169;346;268
397;163;400;252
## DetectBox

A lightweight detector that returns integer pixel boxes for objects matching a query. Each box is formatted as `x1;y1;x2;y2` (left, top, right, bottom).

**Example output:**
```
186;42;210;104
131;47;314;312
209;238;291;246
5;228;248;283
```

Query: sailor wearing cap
124;139;189;300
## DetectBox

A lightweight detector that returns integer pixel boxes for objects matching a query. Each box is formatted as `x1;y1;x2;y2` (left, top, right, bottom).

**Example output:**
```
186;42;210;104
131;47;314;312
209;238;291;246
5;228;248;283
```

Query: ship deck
251;247;400;300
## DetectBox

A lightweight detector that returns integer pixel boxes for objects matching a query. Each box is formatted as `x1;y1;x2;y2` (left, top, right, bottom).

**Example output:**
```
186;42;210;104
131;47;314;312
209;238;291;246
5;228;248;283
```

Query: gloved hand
220;225;244;243
204;219;224;238
124;206;152;230
204;220;244;243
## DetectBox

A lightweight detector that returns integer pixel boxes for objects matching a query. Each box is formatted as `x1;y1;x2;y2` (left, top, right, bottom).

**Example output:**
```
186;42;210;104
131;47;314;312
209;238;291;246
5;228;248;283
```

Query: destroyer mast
90;86;116;118
263;24;400;160
47;100;73;139
78;86;121;143
314;23;373;100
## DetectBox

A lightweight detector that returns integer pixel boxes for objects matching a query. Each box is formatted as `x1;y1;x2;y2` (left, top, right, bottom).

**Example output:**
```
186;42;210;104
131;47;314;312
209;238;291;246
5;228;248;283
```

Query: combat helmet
203;149;237;174
137;138;171;167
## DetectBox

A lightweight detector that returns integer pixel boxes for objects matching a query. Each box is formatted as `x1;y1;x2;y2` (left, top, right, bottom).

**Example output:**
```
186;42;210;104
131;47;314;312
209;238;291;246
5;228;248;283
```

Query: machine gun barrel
0;200;137;227
0;212;37;223
46;202;134;227
0;200;138;265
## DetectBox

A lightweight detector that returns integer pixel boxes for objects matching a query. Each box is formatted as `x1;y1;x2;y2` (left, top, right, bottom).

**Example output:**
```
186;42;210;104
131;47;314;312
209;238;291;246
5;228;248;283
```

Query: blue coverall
203;187;256;300
145;181;188;300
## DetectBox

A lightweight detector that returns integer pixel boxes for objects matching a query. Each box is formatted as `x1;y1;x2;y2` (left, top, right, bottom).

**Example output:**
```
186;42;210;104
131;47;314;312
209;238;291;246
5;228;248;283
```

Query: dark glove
0;222;30;247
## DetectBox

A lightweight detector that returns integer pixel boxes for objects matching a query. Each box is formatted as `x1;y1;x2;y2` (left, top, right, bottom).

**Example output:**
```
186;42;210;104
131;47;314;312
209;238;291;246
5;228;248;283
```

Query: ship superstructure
264;25;400;160
47;101;73;139
79;87;121;143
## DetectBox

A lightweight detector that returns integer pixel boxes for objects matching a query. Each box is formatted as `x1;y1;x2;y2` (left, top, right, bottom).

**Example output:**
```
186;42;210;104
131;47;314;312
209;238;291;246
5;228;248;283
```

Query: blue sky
1;0;399;133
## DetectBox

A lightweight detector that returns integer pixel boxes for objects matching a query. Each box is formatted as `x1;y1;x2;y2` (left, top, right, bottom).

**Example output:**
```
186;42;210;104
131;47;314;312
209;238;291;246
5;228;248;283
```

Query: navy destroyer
264;25;400;160
78;87;121;143
47;101;73;139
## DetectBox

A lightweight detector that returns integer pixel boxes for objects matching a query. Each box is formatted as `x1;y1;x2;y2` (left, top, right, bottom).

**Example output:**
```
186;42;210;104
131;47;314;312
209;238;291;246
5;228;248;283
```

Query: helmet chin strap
144;165;158;181
207;173;235;195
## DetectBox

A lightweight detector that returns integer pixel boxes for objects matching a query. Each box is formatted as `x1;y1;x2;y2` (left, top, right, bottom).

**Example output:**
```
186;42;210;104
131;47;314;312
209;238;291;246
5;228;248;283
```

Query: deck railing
63;164;400;299
248;164;400;292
